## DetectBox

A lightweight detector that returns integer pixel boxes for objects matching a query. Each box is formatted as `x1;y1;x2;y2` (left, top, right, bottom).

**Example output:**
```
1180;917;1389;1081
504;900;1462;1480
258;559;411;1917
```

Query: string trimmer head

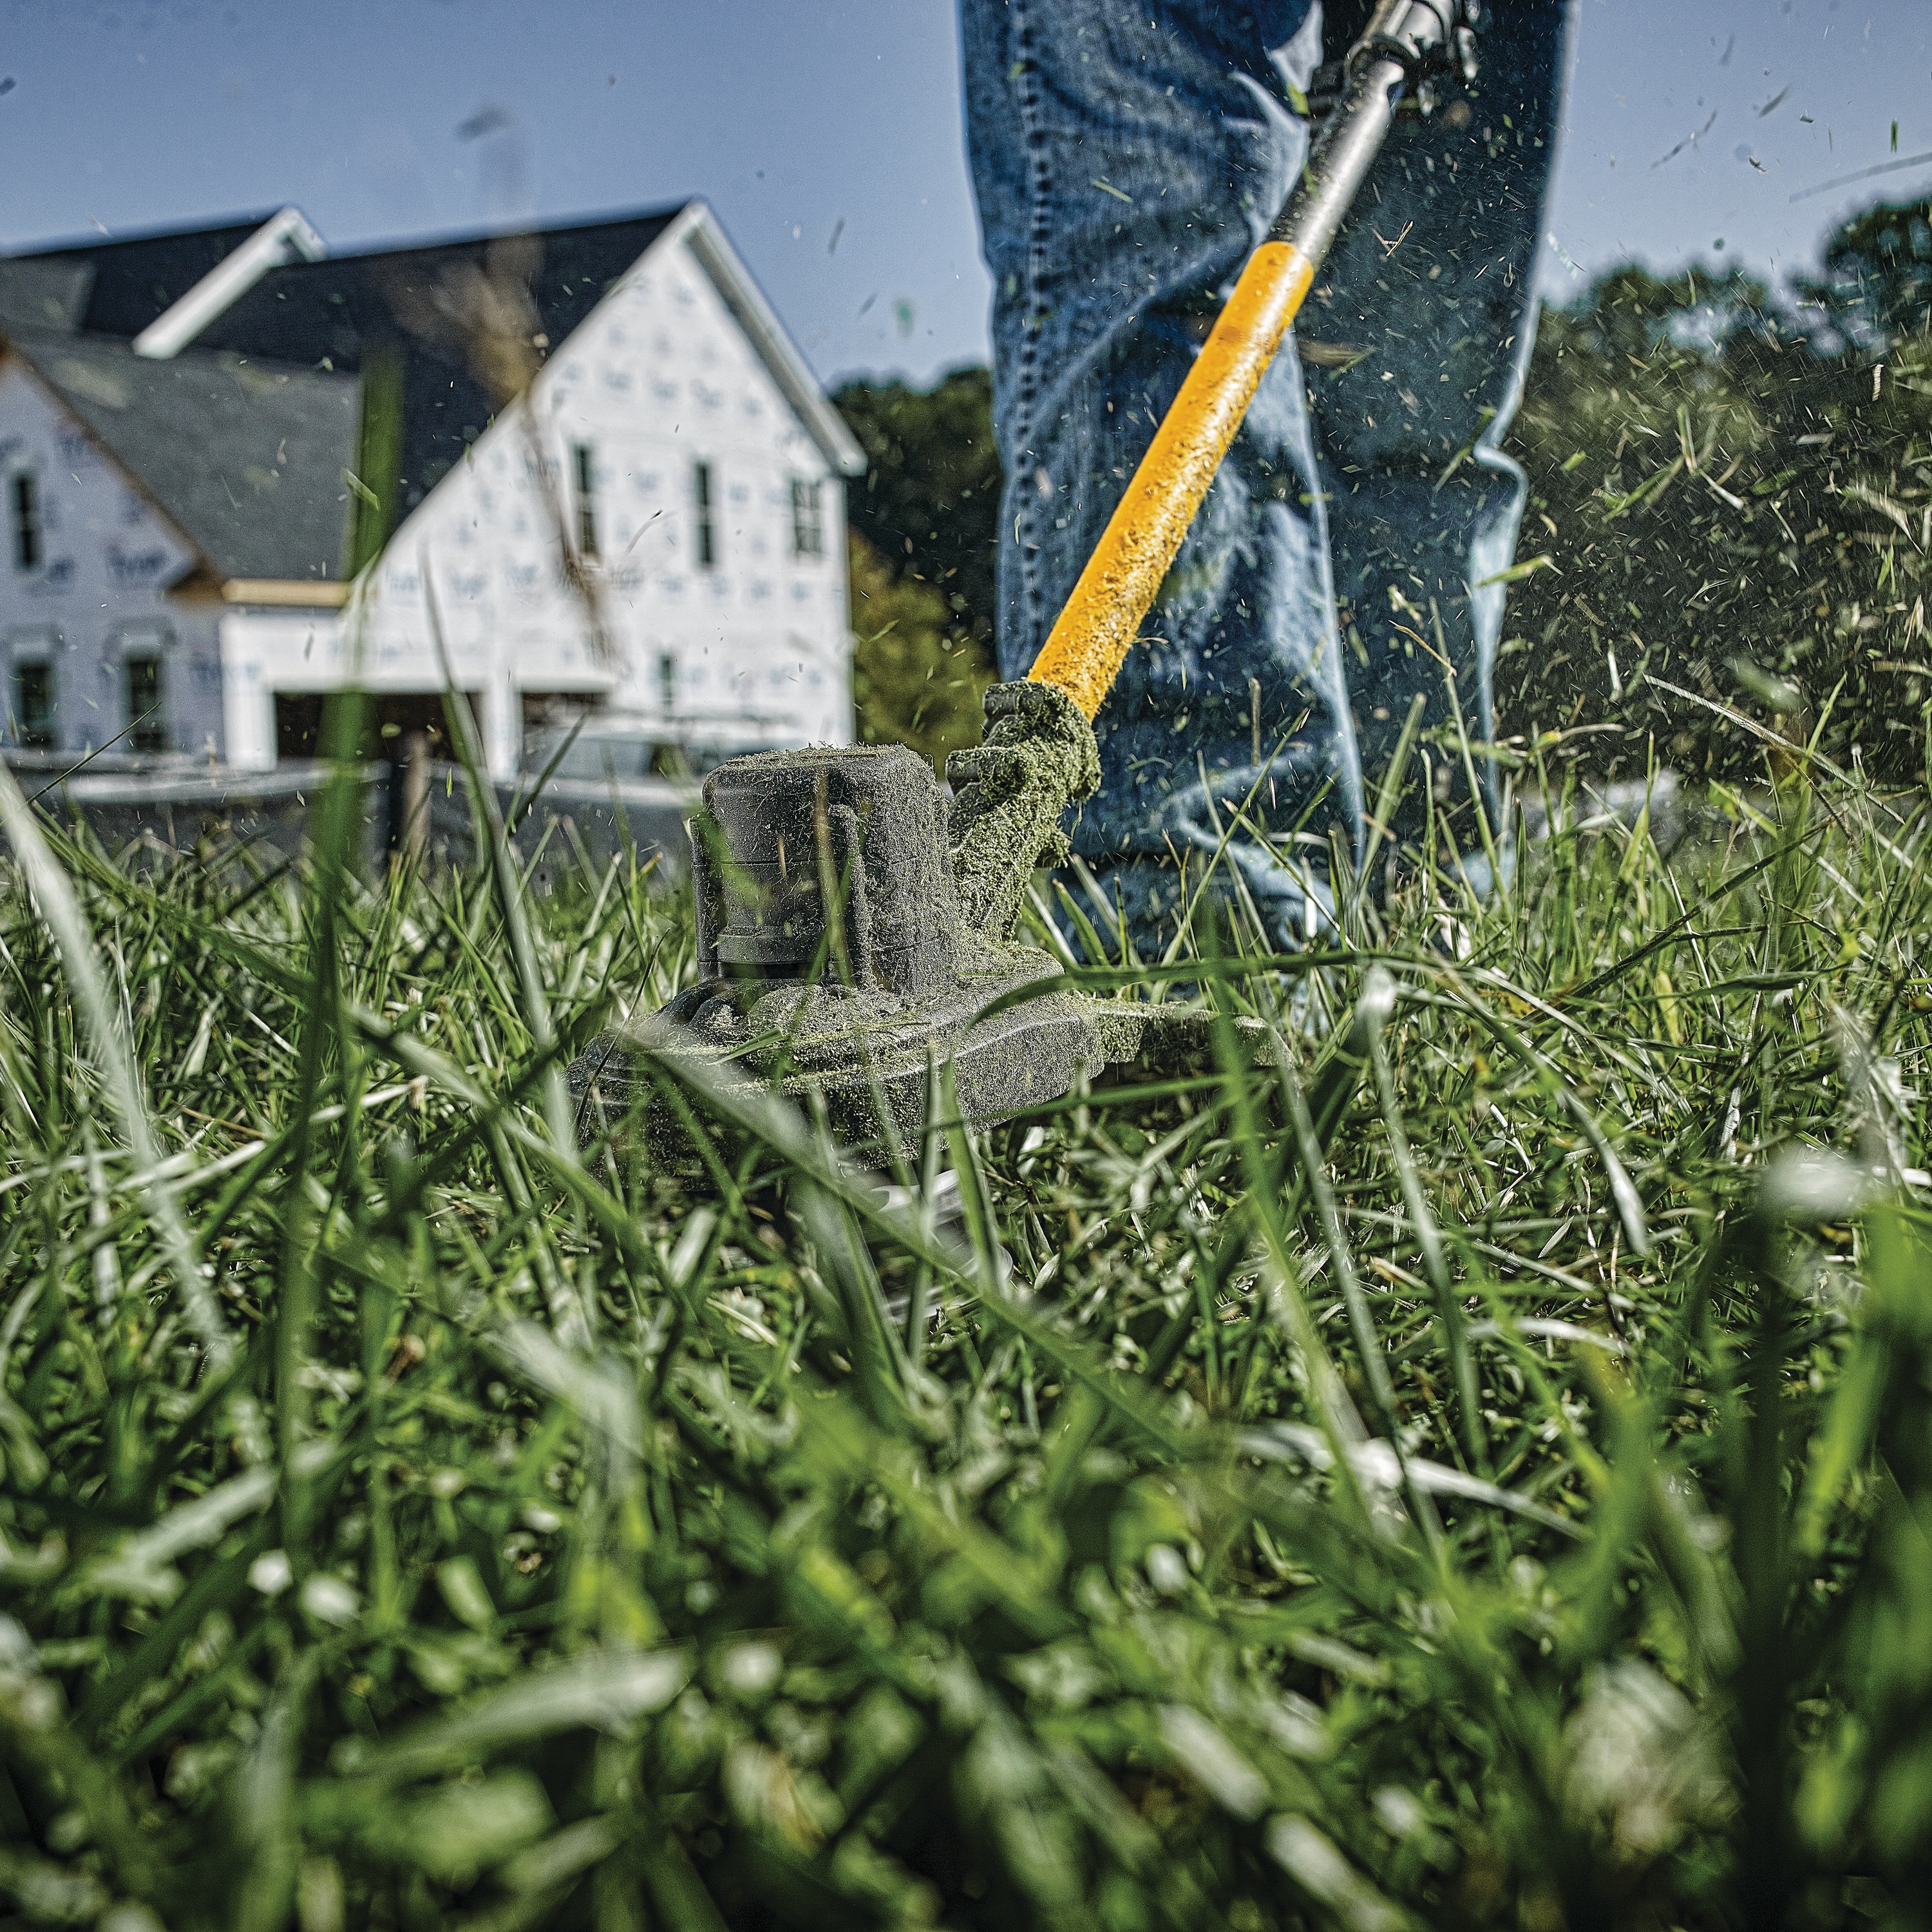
569;681;1217;1141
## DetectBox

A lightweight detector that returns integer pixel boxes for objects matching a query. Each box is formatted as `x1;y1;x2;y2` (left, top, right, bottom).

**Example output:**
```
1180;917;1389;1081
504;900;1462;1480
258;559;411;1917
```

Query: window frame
571;442;599;560
10;470;43;574
692;460;717;570
115;623;172;755
790;477;824;559
5;627;59;750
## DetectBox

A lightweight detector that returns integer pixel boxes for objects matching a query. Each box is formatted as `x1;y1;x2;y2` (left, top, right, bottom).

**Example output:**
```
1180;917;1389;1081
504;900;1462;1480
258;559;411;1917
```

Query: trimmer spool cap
695;744;959;998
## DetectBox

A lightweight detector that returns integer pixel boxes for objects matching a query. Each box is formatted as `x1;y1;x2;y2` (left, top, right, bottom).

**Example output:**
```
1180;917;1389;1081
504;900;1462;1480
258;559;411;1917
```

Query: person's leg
1303;1;1573;864
961;0;1353;950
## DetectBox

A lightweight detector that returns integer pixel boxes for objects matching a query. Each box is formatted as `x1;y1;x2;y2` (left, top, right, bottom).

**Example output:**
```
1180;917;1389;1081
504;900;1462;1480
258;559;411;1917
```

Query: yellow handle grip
1025;240;1317;721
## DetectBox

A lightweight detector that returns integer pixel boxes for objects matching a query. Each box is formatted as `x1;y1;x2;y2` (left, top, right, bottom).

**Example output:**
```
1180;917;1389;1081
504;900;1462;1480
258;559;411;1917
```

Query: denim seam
1006;0;1052;656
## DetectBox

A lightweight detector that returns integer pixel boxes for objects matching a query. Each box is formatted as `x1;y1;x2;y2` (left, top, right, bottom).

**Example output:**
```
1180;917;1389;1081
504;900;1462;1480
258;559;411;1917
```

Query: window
692;460;717;569
658;650;678;715
118;624;175;754
571;442;598;558
12;658;53;748
8;628;60;748
10;473;41;573
790;478;824;558
125;652;166;753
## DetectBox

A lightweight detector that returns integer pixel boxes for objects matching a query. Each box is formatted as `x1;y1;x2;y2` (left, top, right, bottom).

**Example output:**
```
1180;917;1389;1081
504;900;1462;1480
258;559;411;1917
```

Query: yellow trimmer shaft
1026;0;1461;721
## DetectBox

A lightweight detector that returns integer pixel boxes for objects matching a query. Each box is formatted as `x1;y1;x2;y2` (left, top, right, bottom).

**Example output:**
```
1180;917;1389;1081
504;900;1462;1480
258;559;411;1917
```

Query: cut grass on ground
0;741;1930;1931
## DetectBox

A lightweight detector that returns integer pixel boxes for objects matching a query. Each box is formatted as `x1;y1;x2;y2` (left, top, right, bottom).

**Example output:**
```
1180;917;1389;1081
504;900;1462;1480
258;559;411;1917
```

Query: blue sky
0;0;1926;387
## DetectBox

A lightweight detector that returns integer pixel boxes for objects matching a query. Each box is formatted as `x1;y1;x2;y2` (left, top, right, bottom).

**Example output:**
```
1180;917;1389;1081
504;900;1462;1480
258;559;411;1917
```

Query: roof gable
675;204;864;476
0;200;857;582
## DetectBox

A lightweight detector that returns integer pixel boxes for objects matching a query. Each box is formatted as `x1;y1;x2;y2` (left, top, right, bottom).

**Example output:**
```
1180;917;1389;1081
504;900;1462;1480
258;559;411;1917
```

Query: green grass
1;723;1931;1932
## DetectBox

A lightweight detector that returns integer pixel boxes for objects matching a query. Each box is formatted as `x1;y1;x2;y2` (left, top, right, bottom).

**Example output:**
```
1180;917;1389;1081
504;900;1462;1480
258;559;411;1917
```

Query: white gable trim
133;208;328;361
661;202;864;478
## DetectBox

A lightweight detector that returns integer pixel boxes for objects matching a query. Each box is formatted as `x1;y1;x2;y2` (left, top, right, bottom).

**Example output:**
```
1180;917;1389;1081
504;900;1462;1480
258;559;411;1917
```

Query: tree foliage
847;527;995;768
1498;235;1932;790
1800;196;1932;352
837;370;1002;762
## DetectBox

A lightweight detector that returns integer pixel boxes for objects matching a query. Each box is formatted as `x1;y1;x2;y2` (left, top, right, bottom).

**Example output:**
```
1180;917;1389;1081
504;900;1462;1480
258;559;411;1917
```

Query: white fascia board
133;207;327;361
669;201;865;477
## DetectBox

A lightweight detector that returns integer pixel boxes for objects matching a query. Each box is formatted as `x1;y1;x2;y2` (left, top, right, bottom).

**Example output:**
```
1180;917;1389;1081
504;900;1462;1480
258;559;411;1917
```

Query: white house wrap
0;200;860;778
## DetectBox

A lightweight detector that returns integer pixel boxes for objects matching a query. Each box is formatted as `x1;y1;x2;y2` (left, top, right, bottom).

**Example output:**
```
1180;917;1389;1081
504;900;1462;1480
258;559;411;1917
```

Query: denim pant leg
1305;0;1571;854
961;0;1349;949
960;0;1569;941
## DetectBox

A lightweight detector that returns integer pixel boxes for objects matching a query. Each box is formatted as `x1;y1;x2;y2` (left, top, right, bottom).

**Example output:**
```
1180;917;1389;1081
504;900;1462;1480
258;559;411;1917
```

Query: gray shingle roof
0;209;693;582
4;324;359;583
0;199;853;585
8;213;283;336
185;207;687;518
0;259;93;336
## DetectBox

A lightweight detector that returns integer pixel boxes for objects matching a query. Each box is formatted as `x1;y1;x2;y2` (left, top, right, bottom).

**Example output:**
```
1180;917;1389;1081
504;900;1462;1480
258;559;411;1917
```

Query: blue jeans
961;0;1569;945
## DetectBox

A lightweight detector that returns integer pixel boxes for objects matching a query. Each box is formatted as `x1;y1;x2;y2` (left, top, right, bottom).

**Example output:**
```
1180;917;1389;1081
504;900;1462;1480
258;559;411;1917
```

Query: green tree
836;368;1001;760
848;528;994;768
1798;195;1932;351
1496;247;1932;788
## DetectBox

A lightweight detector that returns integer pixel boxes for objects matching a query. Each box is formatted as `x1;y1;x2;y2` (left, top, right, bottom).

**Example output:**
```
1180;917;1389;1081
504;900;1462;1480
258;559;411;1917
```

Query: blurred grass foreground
0;188;1930;1932
1;680;1931;1930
